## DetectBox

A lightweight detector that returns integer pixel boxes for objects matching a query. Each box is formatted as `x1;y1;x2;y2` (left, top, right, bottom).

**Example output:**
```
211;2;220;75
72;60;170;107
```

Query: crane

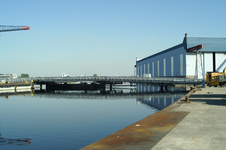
0;25;30;32
0;23;30;142
0;25;30;79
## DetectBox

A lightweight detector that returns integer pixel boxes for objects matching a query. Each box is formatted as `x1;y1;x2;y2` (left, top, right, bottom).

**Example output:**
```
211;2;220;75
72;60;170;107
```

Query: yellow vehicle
206;72;226;87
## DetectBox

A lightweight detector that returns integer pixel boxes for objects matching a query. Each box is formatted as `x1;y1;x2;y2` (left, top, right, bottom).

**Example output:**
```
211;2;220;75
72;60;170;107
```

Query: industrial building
136;34;226;79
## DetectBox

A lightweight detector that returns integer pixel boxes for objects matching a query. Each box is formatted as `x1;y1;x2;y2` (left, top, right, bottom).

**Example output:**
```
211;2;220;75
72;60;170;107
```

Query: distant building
62;73;68;77
136;34;226;79
0;75;11;82
12;74;17;78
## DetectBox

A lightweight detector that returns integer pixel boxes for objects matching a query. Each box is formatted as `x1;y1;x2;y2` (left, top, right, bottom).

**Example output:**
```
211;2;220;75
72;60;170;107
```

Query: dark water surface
0;85;187;149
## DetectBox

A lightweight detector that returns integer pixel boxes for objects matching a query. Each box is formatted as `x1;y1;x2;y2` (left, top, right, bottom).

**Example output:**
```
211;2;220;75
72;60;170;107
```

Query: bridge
7;76;202;92
7;76;202;84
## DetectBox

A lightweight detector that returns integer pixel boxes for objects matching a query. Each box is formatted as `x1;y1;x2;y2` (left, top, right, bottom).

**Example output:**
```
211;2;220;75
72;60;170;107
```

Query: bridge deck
7;76;203;85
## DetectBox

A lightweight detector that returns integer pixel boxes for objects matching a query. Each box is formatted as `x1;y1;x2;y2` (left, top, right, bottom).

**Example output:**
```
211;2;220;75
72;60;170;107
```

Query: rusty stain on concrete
80;91;193;150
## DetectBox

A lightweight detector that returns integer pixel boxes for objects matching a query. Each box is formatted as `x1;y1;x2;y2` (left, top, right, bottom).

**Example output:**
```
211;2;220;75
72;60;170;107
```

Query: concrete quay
152;87;226;150
81;87;226;150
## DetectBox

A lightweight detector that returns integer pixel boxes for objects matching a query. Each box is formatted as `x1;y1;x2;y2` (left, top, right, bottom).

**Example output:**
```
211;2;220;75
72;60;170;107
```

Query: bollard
184;89;195;103
185;95;189;102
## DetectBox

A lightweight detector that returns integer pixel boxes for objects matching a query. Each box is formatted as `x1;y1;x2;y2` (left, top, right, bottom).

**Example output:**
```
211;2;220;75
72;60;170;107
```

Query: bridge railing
7;76;203;84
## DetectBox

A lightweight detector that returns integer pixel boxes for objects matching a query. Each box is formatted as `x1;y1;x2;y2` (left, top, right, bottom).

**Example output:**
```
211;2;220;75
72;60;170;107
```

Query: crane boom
0;25;30;32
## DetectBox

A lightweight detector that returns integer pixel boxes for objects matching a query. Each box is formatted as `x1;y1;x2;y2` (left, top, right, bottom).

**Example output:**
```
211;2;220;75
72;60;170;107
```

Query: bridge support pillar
202;79;205;88
110;83;113;91
160;84;168;92
160;84;163;92
100;82;106;94
165;84;168;91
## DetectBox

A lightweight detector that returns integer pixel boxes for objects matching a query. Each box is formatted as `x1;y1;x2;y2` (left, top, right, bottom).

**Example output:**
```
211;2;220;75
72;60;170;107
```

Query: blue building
136;34;226;79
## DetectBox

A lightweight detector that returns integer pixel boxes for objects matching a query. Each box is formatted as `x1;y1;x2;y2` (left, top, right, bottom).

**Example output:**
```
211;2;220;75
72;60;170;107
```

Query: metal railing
7;76;203;84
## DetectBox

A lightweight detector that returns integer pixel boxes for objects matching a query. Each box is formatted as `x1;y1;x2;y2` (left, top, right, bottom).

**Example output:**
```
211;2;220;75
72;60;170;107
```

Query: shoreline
0;83;32;91
80;89;193;149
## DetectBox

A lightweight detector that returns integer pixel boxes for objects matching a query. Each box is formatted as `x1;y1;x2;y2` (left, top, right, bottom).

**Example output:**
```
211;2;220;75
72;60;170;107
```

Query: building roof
137;35;226;63
187;37;226;52
137;43;185;63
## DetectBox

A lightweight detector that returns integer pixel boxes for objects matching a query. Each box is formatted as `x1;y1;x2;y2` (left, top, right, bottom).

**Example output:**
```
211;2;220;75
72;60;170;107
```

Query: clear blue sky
1;0;226;77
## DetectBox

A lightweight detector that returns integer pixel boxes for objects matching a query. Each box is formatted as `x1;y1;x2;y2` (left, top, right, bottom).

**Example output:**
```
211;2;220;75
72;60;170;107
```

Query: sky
0;0;226;77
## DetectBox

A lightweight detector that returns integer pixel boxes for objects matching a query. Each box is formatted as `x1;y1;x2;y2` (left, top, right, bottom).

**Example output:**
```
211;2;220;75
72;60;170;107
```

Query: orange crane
0;25;30;32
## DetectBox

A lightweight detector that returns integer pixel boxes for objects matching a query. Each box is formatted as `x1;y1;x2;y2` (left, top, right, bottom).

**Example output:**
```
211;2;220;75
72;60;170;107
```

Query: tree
21;73;29;78
93;74;97;76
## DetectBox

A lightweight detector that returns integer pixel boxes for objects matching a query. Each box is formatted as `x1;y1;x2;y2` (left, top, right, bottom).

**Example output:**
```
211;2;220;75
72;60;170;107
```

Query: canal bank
0;83;32;91
152;86;226;150
81;87;226;150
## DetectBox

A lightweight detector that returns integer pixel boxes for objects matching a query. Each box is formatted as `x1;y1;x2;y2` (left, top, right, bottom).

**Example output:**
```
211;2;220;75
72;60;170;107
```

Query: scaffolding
195;49;203;79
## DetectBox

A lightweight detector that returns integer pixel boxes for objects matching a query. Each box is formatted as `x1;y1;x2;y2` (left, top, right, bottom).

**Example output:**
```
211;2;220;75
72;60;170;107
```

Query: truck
206;72;226;87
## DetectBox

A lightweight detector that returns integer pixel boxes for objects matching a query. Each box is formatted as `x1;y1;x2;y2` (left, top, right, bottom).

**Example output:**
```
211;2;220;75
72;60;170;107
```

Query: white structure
12;74;17;78
62;73;68;77
136;34;226;79
0;75;12;82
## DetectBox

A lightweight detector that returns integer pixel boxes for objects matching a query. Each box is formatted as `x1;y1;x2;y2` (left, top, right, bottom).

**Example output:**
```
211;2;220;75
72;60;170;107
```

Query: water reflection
137;83;188;93
0;84;188;111
32;84;187;110
136;83;188;109
0;90;32;147
0;136;31;146
0;83;188;149
0;89;33;100
137;95;180;110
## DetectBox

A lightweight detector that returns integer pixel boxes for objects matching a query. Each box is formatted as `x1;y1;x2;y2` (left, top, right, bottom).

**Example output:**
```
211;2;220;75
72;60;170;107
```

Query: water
0;85;187;149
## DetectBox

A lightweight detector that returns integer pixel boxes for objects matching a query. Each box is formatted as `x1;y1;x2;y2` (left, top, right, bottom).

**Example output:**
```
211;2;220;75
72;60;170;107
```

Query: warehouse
136;34;226;79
